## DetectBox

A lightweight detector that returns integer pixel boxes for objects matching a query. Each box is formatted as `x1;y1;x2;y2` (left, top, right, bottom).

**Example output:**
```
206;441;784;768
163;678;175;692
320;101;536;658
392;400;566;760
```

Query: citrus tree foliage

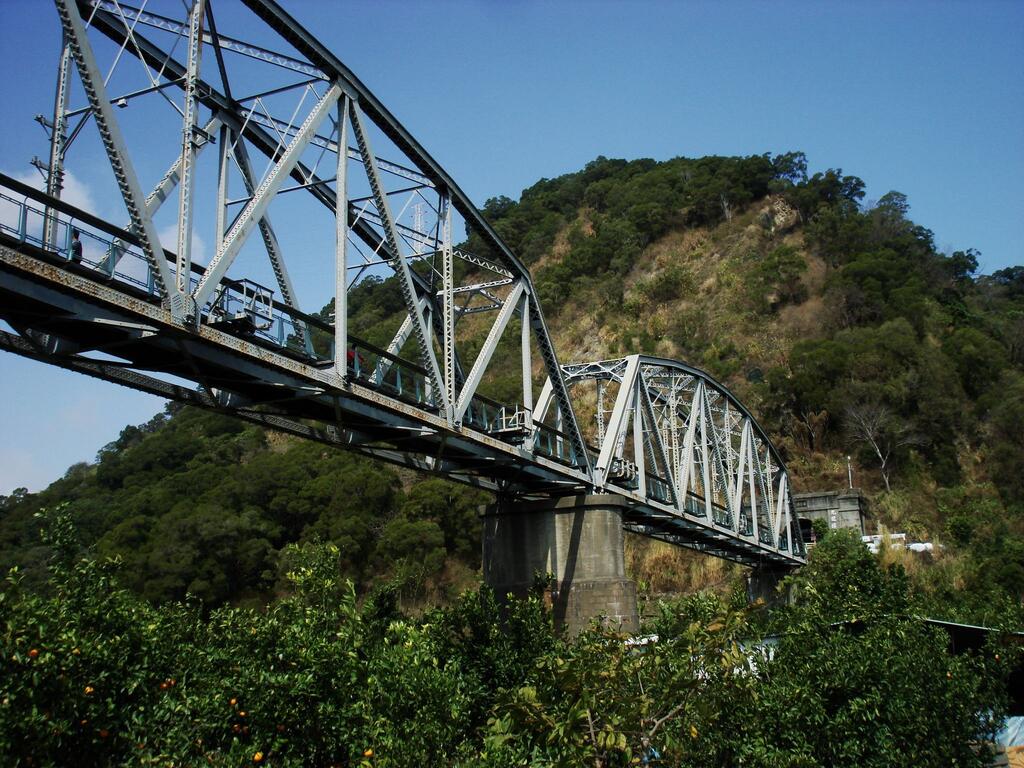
1;509;473;765
1;509;1014;767
751;530;1013;767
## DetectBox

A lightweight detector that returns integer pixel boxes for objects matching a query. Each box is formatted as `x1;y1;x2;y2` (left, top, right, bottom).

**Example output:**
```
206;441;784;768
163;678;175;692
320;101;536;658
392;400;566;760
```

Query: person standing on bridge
70;229;83;264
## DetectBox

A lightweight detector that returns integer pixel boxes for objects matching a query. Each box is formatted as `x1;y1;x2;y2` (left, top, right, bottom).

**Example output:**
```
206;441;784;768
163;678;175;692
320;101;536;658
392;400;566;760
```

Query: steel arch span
0;0;804;567
562;357;801;562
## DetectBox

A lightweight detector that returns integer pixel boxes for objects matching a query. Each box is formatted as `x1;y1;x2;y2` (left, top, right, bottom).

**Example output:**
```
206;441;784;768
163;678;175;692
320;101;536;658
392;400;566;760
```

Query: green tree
944;327;1009;399
754;244;807;309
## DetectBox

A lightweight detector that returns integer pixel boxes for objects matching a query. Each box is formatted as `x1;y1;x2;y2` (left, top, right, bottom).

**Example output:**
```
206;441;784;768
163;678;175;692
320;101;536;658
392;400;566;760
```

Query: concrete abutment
482;494;639;636
746;563;796;605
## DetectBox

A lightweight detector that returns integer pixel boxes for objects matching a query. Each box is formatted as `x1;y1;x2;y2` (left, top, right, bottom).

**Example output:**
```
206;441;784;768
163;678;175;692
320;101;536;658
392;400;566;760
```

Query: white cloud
0;168;101;249
7;167;97;214
158;223;208;266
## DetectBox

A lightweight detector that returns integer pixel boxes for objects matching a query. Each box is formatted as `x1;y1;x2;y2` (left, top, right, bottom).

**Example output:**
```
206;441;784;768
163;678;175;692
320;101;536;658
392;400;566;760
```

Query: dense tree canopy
0;511;1016;766
0;405;485;606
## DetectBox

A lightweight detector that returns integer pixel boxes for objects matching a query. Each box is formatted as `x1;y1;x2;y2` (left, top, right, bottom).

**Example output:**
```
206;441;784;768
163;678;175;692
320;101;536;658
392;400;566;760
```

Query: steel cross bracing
561;358;804;562
0;0;804;568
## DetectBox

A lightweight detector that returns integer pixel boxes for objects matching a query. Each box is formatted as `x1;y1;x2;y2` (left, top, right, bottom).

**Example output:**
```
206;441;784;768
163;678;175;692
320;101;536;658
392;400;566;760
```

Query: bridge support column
746;563;795;606
482;494;639;636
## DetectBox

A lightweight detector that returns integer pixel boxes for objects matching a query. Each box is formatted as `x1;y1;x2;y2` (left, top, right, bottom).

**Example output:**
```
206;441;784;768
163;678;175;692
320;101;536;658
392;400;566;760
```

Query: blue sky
1;0;1022;495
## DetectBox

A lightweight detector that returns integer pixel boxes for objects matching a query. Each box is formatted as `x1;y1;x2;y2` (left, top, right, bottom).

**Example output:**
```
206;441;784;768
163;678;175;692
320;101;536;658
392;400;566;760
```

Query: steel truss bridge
0;0;804;567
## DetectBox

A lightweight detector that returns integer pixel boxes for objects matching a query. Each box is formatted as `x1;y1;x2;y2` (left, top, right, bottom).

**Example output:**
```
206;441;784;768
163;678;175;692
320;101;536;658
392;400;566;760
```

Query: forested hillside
1;150;1022;620
467;152;1024;621
3;151;1023;766
0;406;486;607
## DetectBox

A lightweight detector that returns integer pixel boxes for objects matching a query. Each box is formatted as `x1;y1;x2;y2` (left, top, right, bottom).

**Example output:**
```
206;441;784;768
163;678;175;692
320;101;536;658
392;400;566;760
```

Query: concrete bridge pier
482;494;639;636
746;562;795;606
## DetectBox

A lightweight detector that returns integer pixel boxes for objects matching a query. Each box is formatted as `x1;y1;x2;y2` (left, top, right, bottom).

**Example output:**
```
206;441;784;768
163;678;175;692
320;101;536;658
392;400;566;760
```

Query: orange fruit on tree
28;649;39;659
253;752;264;763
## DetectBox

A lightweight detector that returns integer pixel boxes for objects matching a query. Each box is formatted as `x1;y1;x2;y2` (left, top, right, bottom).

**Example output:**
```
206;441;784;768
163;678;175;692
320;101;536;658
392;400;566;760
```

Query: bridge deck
0;192;801;567
0;219;798;569
0;0;804;569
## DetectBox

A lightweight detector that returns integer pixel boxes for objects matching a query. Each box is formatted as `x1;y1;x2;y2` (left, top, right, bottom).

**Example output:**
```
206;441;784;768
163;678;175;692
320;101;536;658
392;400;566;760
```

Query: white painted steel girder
4;1;803;566
563;355;802;559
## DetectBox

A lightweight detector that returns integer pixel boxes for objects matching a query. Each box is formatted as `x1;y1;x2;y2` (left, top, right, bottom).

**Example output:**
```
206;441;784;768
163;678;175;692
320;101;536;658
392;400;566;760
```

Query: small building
793;489;867;544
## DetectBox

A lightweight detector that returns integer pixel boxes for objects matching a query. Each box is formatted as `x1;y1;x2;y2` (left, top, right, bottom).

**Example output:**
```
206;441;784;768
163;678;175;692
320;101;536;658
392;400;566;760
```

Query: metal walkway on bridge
0;0;804;568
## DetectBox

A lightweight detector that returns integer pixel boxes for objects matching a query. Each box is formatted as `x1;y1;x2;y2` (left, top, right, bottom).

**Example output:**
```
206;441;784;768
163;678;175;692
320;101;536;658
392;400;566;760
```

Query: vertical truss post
633;383;647;497
637;370;676;504
53;0;176;311
334;94;350;378
215;124;230;255
520;291;533;415
698;391;714;519
176;0;206;297
678;382;701;509
732;420;748;531
43;36;72;251
747;425;759;542
755;446;773;544
669;380;681;495
595;355;641;484
724;400;735;489
596;379;607;445
774;473;789;544
348;100;447;410
193;82;341;311
441;193;456;424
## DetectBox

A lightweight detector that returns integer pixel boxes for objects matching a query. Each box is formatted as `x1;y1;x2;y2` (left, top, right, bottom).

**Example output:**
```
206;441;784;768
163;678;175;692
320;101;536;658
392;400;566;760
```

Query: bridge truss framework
0;0;804;568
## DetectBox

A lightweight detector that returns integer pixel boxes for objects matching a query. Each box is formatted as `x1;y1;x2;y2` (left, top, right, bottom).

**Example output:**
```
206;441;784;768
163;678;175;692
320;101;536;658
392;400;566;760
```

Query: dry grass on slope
625;534;741;599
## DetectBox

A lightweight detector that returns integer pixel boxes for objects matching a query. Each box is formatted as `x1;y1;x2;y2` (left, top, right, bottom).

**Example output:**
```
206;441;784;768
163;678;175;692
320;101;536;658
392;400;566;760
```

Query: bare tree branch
844;402;922;492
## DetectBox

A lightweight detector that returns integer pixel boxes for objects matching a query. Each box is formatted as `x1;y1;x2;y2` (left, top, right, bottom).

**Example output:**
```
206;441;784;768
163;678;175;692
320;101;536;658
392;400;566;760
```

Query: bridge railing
1;178;586;467
645;474;674;505
0;178;324;359
344;336;583;466
533;422;581;465
1;188;156;293
347;338;434;409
